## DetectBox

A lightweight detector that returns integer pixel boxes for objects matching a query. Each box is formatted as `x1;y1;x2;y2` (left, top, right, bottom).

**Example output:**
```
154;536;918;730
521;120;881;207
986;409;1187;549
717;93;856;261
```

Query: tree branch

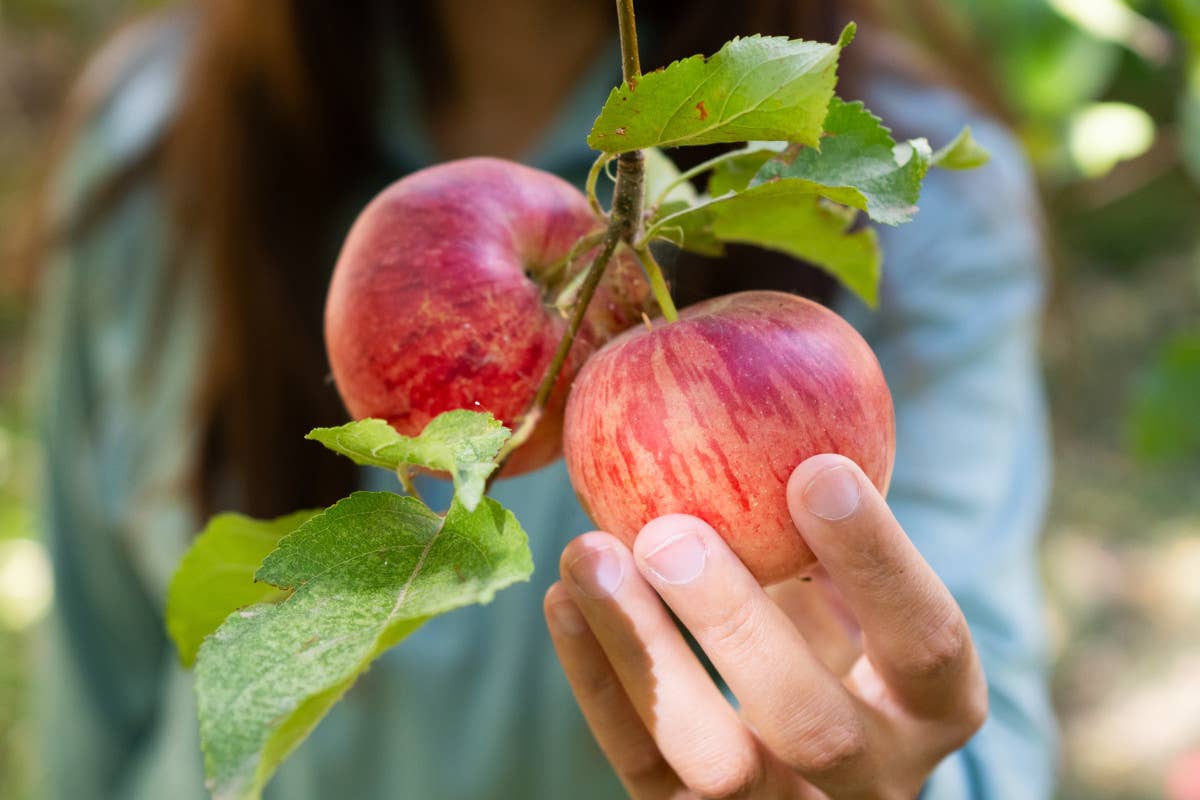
489;0;648;482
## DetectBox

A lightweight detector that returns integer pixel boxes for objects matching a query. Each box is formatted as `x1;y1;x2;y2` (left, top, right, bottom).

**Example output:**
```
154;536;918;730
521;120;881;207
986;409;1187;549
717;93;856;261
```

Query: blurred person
30;1;1055;798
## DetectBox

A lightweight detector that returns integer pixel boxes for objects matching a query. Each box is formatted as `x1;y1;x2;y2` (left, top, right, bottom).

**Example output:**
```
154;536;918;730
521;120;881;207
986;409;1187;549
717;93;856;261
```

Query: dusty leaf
196;491;532;800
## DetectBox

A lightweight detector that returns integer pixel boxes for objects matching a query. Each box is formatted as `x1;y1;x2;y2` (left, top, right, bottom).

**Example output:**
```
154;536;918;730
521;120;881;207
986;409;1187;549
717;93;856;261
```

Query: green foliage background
1;1;1198;799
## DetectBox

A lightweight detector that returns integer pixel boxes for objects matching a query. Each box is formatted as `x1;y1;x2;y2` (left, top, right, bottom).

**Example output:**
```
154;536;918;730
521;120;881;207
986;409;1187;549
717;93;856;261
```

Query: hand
544;454;988;799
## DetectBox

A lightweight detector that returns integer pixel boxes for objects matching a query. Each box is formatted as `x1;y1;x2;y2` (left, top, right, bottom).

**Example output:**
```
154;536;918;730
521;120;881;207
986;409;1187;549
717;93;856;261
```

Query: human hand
545;454;988;799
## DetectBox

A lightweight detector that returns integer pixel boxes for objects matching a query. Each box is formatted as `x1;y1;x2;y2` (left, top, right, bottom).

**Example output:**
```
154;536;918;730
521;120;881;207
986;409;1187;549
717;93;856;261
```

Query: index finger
786;454;986;722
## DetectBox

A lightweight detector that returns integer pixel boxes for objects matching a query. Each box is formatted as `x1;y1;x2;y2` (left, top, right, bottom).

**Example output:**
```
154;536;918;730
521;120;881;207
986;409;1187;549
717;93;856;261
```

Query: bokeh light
1068;102;1156;177
0;539;53;632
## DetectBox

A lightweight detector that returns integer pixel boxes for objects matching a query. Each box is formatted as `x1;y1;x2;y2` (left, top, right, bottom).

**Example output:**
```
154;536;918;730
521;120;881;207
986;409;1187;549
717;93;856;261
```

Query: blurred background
1;1;1198;798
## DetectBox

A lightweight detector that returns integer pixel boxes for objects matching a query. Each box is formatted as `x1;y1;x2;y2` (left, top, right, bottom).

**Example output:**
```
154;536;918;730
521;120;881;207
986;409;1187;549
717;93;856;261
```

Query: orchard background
2;1;1199;798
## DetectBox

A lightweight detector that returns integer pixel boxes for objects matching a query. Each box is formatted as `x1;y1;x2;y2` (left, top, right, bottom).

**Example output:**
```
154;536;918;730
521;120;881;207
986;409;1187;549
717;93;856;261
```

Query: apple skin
563;290;895;584
325;157;649;475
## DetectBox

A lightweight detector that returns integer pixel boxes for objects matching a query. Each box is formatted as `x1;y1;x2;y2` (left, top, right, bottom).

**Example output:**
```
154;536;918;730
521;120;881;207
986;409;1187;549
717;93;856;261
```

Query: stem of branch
487;0;649;486
616;0;641;85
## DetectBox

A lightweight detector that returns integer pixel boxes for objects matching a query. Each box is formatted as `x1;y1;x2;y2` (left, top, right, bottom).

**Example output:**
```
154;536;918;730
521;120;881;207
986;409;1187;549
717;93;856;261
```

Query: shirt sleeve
838;104;1058;798
33;17;209;800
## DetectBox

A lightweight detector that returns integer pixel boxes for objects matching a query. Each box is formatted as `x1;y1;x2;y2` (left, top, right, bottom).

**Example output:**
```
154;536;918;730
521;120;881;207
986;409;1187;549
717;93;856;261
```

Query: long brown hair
46;1;989;519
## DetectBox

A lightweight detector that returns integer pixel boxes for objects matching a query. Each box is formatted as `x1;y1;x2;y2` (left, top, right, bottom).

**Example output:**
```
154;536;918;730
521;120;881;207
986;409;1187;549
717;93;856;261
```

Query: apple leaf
641;99;988;303
751;98;933;226
643;146;699;211
196;491;533;800
588;25;855;153
932;126;991;170
166;509;319;668
652;180;880;305
706;142;787;196
305;411;509;511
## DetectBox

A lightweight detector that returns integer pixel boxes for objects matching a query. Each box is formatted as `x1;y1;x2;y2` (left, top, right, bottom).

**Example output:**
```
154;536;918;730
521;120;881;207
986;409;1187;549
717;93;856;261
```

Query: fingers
543;583;682;800
556;534;774;798
786;454;987;727
766;570;861;677
631;515;871;789
557;532;788;799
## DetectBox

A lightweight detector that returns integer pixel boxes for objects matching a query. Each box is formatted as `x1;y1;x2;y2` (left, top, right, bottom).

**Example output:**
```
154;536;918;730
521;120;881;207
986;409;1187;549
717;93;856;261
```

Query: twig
486;0;648;485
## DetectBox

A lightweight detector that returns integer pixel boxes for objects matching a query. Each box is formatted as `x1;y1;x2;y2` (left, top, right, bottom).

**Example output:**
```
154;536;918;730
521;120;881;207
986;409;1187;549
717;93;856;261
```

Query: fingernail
643;532;707;585
803;466;861;521
549;599;587;636
568;547;623;599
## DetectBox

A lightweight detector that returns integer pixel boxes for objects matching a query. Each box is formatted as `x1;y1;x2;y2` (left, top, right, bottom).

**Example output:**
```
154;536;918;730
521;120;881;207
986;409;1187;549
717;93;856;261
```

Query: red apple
563;290;895;584
325;157;650;475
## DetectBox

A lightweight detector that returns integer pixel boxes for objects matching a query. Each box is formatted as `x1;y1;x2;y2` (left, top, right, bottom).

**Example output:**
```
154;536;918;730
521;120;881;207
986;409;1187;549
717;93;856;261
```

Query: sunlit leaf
167;510;319;667
306;412;508;511
932;127;991;170
751;98;934;226
588;25;855;152
654;180;880;305
196;491;533;800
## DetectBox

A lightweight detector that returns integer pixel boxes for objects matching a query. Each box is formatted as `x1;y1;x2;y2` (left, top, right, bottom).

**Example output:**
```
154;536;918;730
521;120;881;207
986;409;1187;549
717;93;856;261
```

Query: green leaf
1128;329;1200;462
705;142;786;197
751;98;933;226
932;126;991;170
655;180;880;305
1180;62;1200;184
196;491;533;800
1164;0;1200;53
167;509;319;667
642;147;699;209
306;411;509;511
588;25;855;152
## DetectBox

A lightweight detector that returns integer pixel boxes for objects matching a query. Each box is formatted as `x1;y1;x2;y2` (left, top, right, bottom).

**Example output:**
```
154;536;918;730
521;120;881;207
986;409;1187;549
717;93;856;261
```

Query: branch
489;0;647;482
617;0;641;86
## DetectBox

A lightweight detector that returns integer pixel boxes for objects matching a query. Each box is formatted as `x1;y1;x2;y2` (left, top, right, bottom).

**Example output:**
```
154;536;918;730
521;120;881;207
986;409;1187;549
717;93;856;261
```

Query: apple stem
488;0;653;485
633;245;679;323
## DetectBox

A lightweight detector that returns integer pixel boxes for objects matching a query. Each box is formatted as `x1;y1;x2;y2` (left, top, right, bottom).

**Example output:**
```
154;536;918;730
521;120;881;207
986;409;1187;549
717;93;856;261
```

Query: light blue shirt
36;14;1056;800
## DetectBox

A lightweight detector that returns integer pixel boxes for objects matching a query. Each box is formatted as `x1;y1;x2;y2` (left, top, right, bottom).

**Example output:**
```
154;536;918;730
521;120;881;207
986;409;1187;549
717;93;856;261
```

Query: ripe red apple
563;290;895;584
325;157;650;475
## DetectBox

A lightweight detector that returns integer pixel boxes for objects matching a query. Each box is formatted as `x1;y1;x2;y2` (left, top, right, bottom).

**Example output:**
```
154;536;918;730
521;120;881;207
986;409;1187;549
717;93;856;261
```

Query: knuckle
686;753;762;800
618;743;674;788
902;616;971;682
577;661;623;703
797;720;868;778
953;681;990;745
875;786;921;800
701;598;762;656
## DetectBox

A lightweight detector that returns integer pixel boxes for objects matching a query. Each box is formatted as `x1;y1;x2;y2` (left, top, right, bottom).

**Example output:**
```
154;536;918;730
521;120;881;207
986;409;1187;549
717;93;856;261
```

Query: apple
563;290;895;584
325;157;650;475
